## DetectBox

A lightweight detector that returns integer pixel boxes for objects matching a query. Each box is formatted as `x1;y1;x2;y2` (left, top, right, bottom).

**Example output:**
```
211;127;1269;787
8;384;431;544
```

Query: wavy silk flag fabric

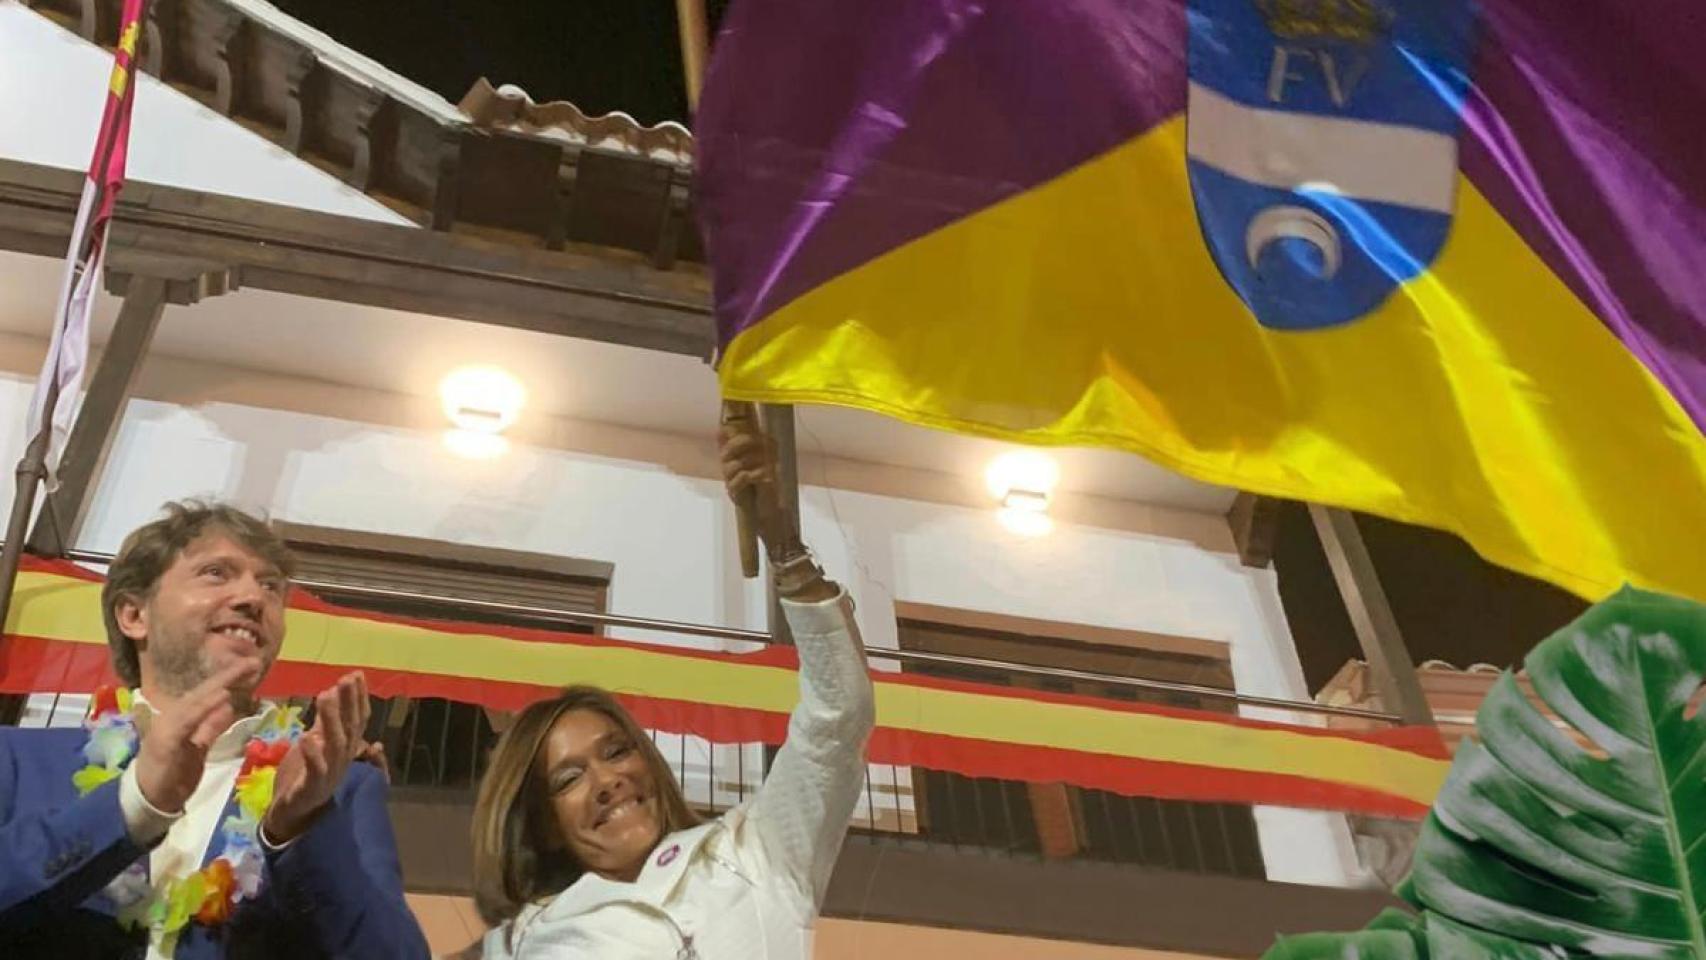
697;0;1706;601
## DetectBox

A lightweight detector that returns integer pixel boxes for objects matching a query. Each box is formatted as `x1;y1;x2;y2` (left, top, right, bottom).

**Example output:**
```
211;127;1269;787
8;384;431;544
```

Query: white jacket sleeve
742;589;875;909
475;921;512;960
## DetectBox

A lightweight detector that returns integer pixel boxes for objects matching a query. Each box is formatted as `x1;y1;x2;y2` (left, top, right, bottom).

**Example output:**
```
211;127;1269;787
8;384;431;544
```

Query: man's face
116;530;288;706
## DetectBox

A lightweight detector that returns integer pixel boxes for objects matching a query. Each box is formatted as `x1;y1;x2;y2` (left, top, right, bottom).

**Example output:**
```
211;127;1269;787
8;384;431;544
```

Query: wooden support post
140;0;173;79
205;6;246;117
1308;504;1433;726
281;46;319;155
1226;491;1280;568
651;166;692;270
25;275;171;556
346;87;388;192
72;0;100;42
0;160;716;356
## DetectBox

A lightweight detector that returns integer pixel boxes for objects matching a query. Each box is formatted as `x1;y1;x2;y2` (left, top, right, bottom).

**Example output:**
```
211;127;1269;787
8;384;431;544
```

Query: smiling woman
461;418;874;960
471;686;702;905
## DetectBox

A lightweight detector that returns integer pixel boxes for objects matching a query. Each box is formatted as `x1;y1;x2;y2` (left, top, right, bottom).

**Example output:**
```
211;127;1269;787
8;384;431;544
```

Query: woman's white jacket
482;590;876;959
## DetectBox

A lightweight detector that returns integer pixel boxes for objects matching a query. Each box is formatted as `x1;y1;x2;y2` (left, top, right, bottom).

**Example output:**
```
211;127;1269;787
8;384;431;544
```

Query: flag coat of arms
696;0;1706;602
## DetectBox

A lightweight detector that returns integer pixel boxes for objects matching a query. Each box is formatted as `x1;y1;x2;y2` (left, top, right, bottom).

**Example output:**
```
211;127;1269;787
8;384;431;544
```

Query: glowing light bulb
439;366;525;434
985;451;1060;501
986;451;1058;536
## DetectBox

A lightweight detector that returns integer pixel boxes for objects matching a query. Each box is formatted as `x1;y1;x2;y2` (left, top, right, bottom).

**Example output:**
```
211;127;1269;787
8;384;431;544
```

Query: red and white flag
26;0;147;478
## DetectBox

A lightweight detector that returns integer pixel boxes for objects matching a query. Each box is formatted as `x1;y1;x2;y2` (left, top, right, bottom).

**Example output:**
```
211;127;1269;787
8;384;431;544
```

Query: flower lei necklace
75;685;304;943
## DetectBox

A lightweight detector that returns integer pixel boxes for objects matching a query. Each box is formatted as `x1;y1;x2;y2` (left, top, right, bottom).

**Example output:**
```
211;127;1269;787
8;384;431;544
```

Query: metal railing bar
38;547;1399;722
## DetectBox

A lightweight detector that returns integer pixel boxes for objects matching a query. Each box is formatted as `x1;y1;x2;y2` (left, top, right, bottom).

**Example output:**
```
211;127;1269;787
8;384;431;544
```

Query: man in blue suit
0;500;429;959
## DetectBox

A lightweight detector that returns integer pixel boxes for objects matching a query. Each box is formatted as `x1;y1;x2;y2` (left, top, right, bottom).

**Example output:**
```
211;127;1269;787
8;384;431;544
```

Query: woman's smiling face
536;707;664;883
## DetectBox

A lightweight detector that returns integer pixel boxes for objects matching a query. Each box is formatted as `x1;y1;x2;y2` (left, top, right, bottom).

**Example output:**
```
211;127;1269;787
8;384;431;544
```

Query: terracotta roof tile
459;79;695;167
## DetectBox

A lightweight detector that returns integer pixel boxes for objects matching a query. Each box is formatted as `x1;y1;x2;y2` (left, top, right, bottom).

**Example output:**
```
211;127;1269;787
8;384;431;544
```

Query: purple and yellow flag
697;0;1706;601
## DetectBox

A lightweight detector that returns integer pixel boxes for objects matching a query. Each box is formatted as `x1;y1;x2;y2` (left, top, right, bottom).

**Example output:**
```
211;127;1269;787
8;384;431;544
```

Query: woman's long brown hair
470;686;702;929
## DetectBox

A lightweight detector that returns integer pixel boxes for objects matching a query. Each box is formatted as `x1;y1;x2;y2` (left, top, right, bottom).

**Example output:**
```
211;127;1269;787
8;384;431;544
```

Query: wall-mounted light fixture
439;365;525;459
985;451;1059;537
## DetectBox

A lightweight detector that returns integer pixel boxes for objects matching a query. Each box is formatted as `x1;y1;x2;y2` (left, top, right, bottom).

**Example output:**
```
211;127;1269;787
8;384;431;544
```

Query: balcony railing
9;551;1402;893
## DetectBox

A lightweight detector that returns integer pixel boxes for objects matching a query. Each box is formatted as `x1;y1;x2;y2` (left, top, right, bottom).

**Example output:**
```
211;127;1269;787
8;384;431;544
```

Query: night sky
273;0;732;126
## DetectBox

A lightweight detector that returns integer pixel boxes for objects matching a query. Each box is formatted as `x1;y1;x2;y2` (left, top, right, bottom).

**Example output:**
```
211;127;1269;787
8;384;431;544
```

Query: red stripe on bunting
869;727;1431;819
16;556;1445;761
0;634;1429;817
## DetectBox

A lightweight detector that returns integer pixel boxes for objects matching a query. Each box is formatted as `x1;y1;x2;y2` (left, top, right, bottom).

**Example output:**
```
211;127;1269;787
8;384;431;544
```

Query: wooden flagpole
674;0;764;579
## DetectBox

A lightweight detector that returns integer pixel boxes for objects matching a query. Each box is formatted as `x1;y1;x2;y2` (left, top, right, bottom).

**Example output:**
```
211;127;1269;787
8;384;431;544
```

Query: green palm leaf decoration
1264;587;1706;959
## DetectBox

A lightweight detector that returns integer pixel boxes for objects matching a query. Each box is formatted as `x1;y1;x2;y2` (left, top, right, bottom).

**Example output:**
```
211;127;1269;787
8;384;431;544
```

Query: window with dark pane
897;615;1266;879
275;523;612;894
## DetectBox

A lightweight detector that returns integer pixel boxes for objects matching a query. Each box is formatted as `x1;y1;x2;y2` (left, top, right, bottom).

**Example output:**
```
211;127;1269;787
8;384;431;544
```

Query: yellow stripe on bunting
1;559;1450;817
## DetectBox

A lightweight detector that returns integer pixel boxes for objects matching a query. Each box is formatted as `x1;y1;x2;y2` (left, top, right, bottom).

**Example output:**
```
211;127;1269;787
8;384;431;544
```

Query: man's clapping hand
133;660;261;814
262;671;372;844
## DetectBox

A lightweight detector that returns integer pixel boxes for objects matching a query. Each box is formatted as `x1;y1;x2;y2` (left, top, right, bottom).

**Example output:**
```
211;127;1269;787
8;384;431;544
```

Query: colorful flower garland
76;685;304;943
